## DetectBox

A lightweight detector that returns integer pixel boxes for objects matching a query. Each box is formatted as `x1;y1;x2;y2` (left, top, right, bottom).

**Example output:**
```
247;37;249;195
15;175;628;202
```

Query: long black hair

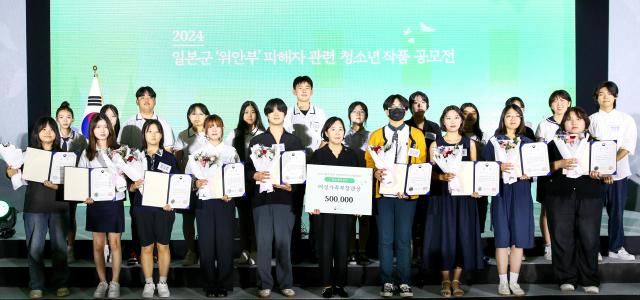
29;117;61;151
460;102;483;140
100;104;121;136
233;101;265;161
495;104;525;136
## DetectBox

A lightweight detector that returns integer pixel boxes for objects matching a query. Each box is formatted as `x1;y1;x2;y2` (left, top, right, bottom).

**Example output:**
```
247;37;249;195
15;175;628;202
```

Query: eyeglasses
505;115;521;119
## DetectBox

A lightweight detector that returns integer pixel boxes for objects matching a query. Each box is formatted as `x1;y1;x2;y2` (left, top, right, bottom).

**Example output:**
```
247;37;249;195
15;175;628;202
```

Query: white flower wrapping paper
432;144;464;193
553;133;590;179
186;152;220;199
249;144;279;193
490;137;521;184
367;143;397;185
0;144;27;190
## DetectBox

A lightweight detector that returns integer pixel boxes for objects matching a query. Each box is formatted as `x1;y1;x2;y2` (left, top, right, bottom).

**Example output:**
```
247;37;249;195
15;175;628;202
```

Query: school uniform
58;129;87;238
423;136;484;272
186;143;240;293
482;135;535;249
78;148;126;233
344;129;374;259
365;124;427;285
309;145;363;287
173;128;209;213
245;129;304;290
19;155;69;291
534;117;562;205
466;133;489;233
589;109;637;253
283;103;327;261
225;127;264;253
131;149;178;246
118;113;175;257
546;139;604;287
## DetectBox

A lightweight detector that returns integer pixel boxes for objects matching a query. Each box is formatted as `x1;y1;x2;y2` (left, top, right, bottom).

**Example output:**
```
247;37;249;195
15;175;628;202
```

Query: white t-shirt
283;103;327;155
117;113;175;149
589;109;637;180
535;117;562;142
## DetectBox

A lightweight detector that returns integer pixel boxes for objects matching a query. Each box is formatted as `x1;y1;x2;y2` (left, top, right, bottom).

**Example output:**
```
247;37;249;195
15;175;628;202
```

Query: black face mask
389;108;406;121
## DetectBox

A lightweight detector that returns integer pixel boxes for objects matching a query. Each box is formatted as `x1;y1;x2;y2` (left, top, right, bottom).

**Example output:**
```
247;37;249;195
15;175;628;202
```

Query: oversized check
305;164;373;215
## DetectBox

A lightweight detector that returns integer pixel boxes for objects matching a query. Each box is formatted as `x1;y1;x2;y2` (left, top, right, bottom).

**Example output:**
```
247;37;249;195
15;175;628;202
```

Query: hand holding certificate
367;143;396;185
223;163;245;198
305;164;373;215
450;161;474;196
63;167;116;201
186;151;221;199
22;147;77;184
490;136;523;184
280;151;306;184
405;163;432;196
590;140;617;175
520;142;550;177
474;161;500;196
142;171;192;209
378;164;408;196
553;133;590;178
1;144;27;190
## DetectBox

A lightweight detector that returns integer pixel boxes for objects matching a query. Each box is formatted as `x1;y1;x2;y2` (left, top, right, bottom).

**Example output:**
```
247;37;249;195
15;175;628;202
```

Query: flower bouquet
490;136;522;184
249;144;279;193
0;143;26;190
554;132;590;178
186;150;221;199
367;142;395;185
99;146;130;192
112;147;147;192
432;144;464;192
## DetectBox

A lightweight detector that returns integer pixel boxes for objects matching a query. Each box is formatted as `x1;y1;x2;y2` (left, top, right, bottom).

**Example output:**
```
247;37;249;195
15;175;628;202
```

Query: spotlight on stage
0;200;16;239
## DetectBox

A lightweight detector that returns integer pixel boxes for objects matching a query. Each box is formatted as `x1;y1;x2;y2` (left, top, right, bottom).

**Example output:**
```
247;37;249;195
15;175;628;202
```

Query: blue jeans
23;212;69;290
377;197;417;285
604;178;628;252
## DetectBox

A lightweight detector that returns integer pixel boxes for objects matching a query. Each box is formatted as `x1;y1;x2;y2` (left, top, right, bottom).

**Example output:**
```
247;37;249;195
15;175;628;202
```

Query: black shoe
321;287;333;298
357;255;372;266
333;286;348;298
205;290;216;298
348;254;358;265
217;289;228;297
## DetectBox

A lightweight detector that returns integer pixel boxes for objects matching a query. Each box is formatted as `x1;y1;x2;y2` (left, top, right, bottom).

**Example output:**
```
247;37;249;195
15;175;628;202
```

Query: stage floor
0;283;639;299
6;203;640;241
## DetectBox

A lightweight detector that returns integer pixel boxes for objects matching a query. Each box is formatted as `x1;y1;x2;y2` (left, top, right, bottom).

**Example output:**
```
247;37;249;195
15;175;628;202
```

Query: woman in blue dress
482;104;535;296
423;105;483;297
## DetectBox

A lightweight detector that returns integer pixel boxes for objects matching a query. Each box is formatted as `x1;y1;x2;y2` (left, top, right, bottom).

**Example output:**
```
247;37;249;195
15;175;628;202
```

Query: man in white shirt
589;81;637;261
118;86;175;151
283;76;327;263
117;86;176;265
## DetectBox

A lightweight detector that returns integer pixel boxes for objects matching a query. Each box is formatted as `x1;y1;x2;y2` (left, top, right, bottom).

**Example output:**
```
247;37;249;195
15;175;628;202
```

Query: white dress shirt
283;103;327;154
589;109;637;180
118;112;175;149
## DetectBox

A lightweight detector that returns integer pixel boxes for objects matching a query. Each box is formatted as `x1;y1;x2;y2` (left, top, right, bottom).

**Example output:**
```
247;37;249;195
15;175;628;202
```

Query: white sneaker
157;282;170;298
509;283;525;296
609;247;635;261
107;282;120;298
498;282;511;295
281;288;295;297
93;281;108;298
142;283;155;298
398;284;413;298
544;245;552;261
258;289;271;298
584;286;600;294
598;252;603;262
559;283;575;291
380;283;394;297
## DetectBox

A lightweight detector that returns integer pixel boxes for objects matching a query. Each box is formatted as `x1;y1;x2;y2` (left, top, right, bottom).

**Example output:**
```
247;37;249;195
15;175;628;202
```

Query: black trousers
127;190;140;257
236;193;255;253
318;213;354;287
546;191;603;287
195;199;236;292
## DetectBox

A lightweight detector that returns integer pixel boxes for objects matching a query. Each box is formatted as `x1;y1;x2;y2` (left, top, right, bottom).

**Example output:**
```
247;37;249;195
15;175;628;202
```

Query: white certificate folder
22;147;77;184
63;167;115;202
142;171;192;209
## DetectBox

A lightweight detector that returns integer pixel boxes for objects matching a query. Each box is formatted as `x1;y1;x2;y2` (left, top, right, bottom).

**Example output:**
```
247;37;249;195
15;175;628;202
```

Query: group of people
5;76;636;299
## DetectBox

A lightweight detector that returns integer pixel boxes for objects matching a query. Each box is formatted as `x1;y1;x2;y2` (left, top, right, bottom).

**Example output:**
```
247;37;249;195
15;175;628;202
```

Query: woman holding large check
423;105;483;298
482;104;535;296
78;114;126;298
546;107;613;294
308;117;364;298
186;115;241;298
